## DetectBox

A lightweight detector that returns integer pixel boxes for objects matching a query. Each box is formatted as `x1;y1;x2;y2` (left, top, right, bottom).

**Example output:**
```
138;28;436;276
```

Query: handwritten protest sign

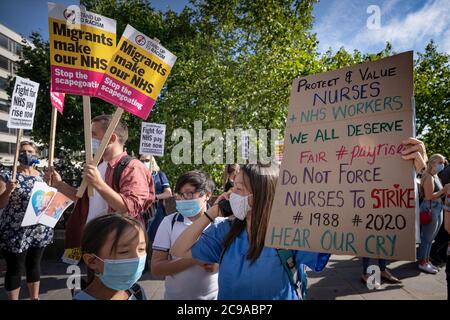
95;24;177;119
48;3;116;96
21;182;73;228
7;76;39;130
139;122;166;156
265;52;415;261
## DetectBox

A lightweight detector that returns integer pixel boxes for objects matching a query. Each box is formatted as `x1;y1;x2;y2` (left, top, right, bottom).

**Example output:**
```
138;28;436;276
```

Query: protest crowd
0;130;449;300
0;2;449;302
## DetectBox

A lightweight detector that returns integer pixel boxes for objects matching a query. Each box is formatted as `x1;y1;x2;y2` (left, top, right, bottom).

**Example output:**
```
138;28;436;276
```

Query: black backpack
112;155;156;226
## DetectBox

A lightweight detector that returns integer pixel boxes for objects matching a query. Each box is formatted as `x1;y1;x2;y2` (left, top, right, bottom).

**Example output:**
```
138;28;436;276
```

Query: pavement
0;254;447;300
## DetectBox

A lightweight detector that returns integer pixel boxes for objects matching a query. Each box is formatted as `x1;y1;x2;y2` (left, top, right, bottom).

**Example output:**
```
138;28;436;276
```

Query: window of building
0;76;8;90
0;98;9;112
0;142;9;154
0;34;8;50
0;120;9;133
11;61;18;74
14;42;23;57
0;55;8;71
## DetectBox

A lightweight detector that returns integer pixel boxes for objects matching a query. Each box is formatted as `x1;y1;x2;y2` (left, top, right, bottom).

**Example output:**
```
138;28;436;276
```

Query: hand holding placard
77;26;176;198
7;76;40;182
265;52;416;261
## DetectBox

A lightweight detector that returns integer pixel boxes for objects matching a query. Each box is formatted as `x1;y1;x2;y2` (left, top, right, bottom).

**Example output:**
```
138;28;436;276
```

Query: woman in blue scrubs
172;138;428;299
171;162;330;300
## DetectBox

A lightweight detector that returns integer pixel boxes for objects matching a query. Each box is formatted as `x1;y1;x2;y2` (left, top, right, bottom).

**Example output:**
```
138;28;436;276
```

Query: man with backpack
46;114;155;257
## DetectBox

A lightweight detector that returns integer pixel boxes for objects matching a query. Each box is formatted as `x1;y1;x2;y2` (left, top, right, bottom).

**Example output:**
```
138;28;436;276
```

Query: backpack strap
128;283;144;300
218;219;234;264
171;212;184;231
276;249;304;299
219;247;226;264
112;155;134;192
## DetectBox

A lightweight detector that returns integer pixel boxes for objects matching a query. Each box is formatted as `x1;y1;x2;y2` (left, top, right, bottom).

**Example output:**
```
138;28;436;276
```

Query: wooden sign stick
11;129;23;182
82;96;94;197
48;107;57;166
47;107;58;185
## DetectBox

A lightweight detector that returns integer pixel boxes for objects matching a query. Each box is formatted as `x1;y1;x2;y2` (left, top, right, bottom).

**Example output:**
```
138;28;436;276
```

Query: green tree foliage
414;41;450;159
9;0;450;191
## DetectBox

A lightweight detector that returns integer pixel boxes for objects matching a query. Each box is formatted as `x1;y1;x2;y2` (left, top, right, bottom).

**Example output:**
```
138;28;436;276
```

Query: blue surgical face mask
176;199;203;218
18;153;39;167
92;138;101;155
95;254;147;291
435;163;445;174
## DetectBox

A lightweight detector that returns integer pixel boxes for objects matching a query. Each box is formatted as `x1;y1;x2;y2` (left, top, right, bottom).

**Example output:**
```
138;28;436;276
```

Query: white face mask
229;192;252;220
143;161;151;170
92;138;101;155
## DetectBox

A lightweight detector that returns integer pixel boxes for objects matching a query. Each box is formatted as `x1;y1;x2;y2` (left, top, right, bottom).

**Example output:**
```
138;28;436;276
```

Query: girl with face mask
150;171;221;300
0;141;52;300
74;214;148;300
171;163;331;300
418;154;450;274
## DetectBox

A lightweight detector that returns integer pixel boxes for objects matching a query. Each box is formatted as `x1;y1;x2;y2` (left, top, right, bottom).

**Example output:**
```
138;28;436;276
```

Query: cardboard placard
21;182;73;228
48;3;116;96
139;122;166;156
95;24;177;119
62;247;82;265
265;52;415;261
7;76;39;130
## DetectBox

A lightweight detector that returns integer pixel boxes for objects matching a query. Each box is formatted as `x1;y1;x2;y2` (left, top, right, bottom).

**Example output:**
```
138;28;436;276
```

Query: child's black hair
81;213;147;285
174;170;215;194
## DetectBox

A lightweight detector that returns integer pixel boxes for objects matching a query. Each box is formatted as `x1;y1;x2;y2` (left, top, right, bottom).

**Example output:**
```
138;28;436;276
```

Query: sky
0;0;449;55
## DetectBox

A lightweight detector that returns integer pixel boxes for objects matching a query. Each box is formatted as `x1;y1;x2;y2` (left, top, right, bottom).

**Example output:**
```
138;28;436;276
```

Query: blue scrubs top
192;219;330;300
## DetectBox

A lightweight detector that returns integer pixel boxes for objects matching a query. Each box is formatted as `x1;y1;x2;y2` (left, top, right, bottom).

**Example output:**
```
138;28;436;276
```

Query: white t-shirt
152;213;221;300
86;162;108;223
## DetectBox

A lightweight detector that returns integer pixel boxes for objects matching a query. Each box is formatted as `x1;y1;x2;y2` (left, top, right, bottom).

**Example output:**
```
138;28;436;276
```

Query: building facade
0;23;33;167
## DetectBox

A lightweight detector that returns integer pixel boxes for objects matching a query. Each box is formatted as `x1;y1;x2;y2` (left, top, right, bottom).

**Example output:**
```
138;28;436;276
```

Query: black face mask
18;153;39;166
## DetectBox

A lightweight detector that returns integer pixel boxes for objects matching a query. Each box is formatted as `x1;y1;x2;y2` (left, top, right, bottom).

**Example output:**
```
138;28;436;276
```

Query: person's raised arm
83;164;128;213
157;187;172;200
171;205;221;259
150;250;199;276
401;137;428;173
422;174;448;200
45;167;78;201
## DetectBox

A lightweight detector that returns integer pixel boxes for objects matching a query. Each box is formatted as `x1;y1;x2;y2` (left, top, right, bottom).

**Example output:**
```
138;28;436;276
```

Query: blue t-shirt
153;171;170;195
192;219;330;300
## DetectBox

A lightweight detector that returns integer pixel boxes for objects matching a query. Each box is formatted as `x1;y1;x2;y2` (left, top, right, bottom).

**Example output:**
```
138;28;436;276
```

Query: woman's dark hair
81;214;147;283
174;170;215;195
222;162;279;263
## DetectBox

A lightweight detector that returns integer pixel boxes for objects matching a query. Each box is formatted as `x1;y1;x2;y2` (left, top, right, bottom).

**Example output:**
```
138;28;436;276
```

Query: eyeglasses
174;191;204;200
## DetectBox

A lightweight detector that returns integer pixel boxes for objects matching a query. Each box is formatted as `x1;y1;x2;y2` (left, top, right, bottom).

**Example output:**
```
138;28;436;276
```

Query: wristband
204;211;214;223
